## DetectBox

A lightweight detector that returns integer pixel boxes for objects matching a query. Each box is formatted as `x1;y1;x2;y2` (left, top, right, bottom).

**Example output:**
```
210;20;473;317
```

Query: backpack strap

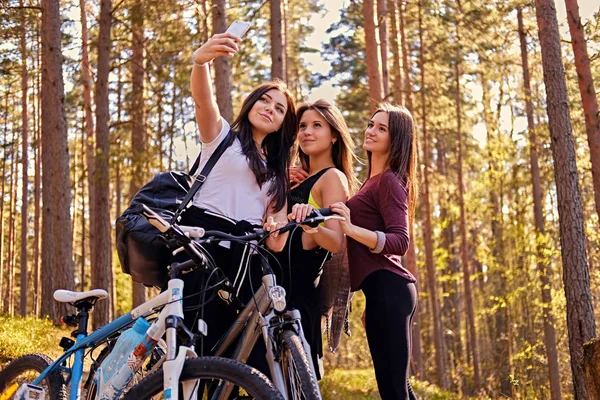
173;130;235;221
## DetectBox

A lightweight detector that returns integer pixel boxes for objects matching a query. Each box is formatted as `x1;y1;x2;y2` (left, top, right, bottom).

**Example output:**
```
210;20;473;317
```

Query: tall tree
418;0;447;388
212;0;233;122
92;0;114;328
534;0;596;398
130;0;146;308
363;0;384;112
389;0;402;105
454;0;481;391
564;0;600;218
378;0;389;97
40;0;75;321
79;0;94;295
517;8;562;399
19;0;29;317
270;0;286;81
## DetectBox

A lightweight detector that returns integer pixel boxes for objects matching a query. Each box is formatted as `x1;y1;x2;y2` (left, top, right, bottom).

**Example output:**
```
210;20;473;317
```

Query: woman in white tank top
181;32;297;359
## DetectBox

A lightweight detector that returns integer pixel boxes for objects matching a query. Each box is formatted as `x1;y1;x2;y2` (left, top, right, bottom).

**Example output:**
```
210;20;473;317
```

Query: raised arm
191;33;241;143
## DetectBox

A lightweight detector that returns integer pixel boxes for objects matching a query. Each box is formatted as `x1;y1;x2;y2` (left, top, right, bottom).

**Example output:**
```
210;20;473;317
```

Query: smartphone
225;20;250;39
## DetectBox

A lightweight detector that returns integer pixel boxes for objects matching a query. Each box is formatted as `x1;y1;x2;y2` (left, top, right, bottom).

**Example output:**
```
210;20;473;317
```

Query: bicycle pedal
16;383;46;400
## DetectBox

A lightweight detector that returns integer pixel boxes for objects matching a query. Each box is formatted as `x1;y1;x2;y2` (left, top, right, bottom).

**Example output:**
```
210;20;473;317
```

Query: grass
0;316;471;399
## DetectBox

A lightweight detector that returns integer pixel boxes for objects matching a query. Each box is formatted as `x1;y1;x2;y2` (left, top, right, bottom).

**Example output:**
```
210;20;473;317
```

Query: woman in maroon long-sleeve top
330;103;418;400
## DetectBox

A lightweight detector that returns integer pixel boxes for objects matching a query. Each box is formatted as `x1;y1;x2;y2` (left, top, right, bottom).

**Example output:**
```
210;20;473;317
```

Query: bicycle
123;205;343;400
0;206;284;400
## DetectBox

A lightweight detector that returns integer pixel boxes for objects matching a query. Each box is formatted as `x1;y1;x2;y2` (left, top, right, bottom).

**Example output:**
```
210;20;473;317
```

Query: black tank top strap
289;167;334;209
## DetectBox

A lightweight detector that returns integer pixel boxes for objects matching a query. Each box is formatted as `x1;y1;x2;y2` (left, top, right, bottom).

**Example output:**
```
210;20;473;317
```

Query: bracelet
192;49;208;68
302;226;319;235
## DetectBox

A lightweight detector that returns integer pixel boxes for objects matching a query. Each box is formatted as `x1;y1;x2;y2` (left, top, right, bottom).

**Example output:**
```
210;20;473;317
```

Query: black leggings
361;269;418;400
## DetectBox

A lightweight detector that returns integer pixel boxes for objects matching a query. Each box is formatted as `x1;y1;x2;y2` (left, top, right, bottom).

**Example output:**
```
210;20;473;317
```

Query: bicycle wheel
121;356;283;400
279;330;320;400
0;353;66;400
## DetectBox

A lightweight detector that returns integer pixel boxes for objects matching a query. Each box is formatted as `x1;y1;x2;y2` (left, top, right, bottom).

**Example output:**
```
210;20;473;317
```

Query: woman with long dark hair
182;32;296;356
276;99;358;379
330;103;418;399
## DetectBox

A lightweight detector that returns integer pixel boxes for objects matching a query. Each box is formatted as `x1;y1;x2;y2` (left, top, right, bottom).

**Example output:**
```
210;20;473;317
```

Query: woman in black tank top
276;100;358;379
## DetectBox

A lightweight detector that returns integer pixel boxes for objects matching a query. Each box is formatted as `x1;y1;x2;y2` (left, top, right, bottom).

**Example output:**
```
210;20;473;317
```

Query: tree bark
93;0;114;328
418;0;447;388
211;0;233;122
270;0;286;82
20;0;29;316
79;0;94;294
34;36;41;315
400;0;412;112
389;0;402;105
41;0;75;321
364;0;384;113
454;0;481;391
534;0;597;398
584;338;600;399
517;7;562;399
130;0;146;308
564;0;600;219
377;0;389;98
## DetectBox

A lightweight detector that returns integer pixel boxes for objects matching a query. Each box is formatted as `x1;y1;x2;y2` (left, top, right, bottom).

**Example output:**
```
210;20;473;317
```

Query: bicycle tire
0;353;66;400
279;330;320;400
121;356;283;400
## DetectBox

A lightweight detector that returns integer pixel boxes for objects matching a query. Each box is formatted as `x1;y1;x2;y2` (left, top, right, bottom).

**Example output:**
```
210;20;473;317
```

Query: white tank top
192;119;272;225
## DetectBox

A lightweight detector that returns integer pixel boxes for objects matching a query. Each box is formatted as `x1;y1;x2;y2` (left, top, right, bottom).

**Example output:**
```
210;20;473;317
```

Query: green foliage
0;316;67;365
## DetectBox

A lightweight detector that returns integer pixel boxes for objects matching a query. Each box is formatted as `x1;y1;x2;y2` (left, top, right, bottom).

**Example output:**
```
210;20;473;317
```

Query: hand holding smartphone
225;20;250;39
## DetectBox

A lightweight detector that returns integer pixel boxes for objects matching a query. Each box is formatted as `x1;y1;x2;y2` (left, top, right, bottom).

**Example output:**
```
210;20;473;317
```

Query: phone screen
225;21;250;39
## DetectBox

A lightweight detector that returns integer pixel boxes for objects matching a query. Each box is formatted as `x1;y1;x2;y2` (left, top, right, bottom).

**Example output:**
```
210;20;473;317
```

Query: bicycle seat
53;289;109;303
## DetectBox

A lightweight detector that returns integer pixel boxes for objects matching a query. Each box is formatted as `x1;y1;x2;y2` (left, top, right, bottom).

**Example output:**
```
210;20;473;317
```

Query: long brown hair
295;100;359;194
231;79;297;212
367;103;418;223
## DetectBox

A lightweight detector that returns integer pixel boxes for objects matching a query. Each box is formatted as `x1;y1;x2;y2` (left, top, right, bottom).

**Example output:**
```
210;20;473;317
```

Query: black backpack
115;130;235;287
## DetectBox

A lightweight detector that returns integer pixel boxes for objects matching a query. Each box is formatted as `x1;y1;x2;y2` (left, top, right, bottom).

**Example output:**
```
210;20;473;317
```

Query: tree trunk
8;134;17;315
517;7;562;399
41;0;75;321
364;0;384;113
405;235;424;379
80;0;97;307
0;96;7;314
210;0;233;122
564;0;600;218
535;1;596;398
481;75;511;396
377;0;389;98
19;0;29;316
130;0;146;307
584;338;600;399
418;0;447;388
454;0;481;391
34;38;41;315
93;0;114;328
389;0;402;105
400;0;412;112
270;0;286;82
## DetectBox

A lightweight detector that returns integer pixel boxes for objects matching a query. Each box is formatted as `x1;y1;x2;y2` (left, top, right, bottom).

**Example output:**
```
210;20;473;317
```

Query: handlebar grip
308;207;334;218
138;204;171;233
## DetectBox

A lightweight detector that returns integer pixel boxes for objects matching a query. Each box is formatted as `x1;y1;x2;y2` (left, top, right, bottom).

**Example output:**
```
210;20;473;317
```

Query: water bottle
95;317;151;400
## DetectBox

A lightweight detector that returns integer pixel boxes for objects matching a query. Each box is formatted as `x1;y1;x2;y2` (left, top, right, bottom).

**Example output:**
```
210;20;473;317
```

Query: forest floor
0;315;477;399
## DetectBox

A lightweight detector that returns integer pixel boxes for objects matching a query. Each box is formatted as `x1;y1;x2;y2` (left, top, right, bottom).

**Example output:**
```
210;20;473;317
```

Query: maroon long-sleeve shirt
346;169;416;291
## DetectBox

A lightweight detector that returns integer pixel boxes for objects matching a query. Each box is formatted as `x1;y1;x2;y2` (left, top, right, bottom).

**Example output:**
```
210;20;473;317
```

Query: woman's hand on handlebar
329;202;353;236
